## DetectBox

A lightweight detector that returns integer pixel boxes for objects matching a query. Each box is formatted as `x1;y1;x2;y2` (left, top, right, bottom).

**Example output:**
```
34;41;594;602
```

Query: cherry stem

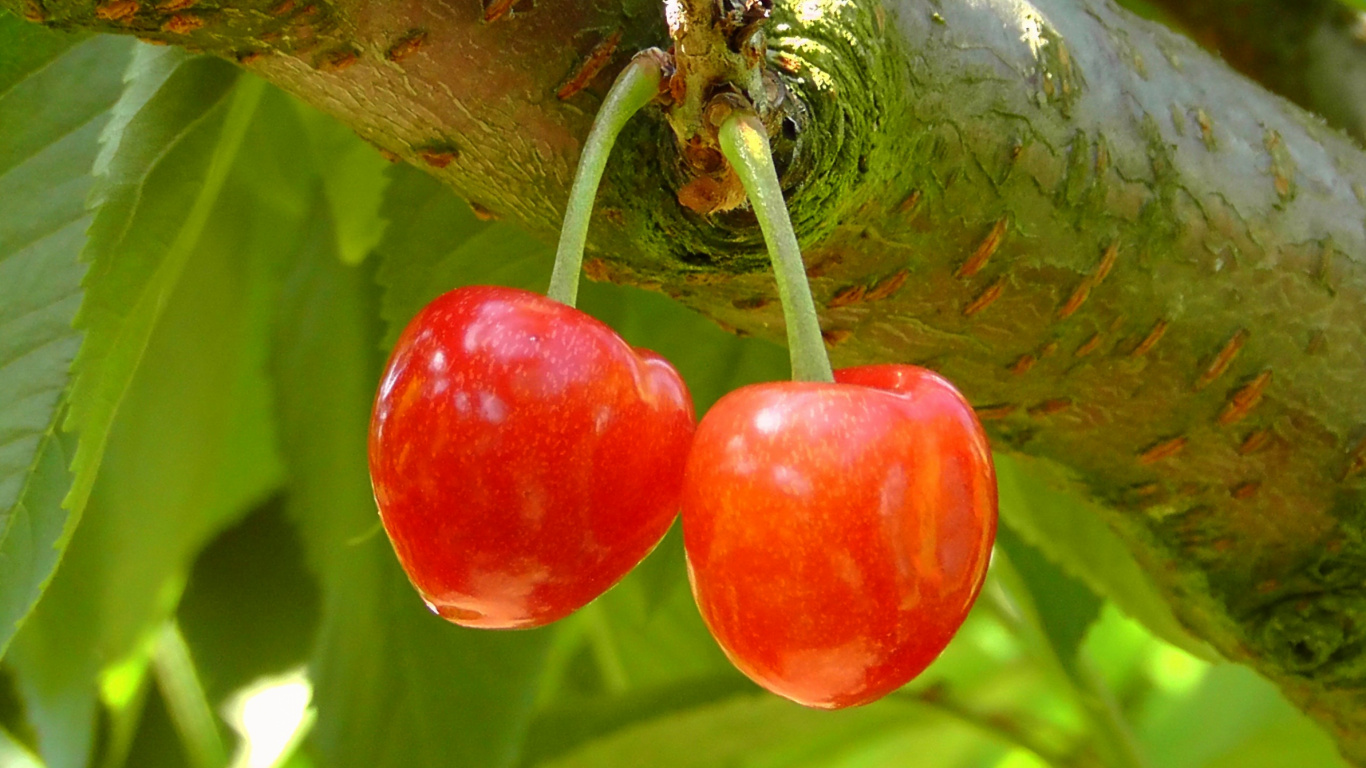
547;51;664;307
717;110;834;383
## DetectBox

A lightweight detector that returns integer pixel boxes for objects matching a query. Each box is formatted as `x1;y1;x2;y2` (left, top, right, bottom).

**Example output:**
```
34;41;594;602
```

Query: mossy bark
11;0;1366;761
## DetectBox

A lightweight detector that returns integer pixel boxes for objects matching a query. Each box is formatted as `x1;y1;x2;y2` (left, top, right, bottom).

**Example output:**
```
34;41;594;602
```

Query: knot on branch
643;0;890;269
664;0;794;215
1259;589;1366;684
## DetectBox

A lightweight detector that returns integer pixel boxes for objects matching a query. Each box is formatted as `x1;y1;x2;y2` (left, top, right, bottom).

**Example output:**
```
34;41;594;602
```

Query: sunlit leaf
63;47;253;516
0;22;131;657
994;525;1102;668
1139;663;1347;768
6;75;287;767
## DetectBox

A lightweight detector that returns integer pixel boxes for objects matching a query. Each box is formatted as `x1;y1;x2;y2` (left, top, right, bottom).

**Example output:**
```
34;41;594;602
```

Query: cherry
368;52;690;629
681;364;996;707
676;107;998;707
369;285;694;628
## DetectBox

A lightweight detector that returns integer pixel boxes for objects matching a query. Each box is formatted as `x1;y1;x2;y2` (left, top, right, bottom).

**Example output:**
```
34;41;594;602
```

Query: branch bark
12;0;1366;761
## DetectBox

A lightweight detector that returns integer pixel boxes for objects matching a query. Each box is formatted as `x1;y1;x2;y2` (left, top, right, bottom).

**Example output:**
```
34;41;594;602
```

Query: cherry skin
369;285;695;629
680;364;996;708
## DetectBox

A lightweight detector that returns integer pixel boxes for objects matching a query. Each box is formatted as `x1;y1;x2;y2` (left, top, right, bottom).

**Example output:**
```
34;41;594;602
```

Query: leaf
5;81;288;767
1139;663;1348;768
537;694;987;768
994;525;1102;669
521;673;752;767
63;47;259;516
272;195;552;768
0;11;81;93
289;99;390;265
990;545;1147;768
994;452;1218;661
120;673;194;768
0;27;133;657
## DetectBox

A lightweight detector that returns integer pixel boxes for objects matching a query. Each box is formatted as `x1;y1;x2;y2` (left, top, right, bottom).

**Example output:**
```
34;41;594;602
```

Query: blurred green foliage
0;13;1351;768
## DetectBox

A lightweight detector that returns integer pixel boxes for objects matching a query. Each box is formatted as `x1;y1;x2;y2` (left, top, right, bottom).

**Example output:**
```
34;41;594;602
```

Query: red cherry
369;285;695;629
681;364;997;708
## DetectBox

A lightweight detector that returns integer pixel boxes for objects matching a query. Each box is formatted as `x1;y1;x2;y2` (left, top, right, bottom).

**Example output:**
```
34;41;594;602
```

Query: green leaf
290;99;390;265
994;453;1217;661
991;546;1146;768
0;11;80;92
0;27;133;657
273;195;552;768
538;694;988;768
63;47;259;516
1139;663;1348;768
120;673;193;768
994;525;1102;669
5;82;287;767
522;673;752;767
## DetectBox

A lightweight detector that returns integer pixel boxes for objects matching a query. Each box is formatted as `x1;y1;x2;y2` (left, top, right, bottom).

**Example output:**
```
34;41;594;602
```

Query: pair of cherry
367;53;998;710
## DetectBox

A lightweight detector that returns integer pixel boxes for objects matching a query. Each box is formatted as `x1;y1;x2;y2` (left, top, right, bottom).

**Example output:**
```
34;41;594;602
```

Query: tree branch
11;0;1366;762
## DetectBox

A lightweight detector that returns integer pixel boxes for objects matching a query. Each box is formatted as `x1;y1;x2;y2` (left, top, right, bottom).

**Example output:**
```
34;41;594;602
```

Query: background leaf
62;46;254;516
994;525;1102;669
4;69;285;768
0;724;43;768
176;496;321;706
537;694;991;768
290;99;389;266
0;21;132;656
995;453;1218;661
1138;663;1347;768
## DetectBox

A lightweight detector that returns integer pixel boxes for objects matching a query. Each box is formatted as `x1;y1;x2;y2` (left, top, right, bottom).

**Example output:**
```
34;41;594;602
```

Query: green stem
546;50;664;307
717;110;834;383
153;620;227;768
